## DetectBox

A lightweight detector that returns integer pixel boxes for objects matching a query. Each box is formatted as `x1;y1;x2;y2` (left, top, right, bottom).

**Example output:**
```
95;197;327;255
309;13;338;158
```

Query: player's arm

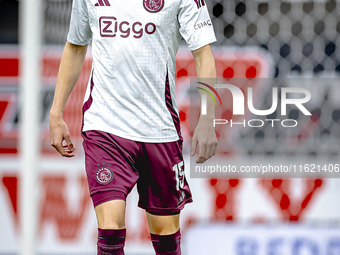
49;41;88;157
191;44;218;163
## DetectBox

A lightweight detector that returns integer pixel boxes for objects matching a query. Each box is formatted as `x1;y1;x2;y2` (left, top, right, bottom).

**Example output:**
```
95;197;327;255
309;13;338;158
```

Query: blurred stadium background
1;0;340;254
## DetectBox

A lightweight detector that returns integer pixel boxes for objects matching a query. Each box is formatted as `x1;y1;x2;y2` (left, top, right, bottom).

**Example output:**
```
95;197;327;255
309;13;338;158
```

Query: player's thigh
82;130;140;229
146;212;180;235
95;199;126;229
137;140;193;215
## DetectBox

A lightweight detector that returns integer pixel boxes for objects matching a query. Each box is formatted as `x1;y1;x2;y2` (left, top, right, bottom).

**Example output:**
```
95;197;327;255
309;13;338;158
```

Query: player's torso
82;0;182;142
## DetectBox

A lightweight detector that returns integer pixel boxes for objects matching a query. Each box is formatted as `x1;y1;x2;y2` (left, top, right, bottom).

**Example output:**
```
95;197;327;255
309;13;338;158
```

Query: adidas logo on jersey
95;0;110;6
194;0;205;9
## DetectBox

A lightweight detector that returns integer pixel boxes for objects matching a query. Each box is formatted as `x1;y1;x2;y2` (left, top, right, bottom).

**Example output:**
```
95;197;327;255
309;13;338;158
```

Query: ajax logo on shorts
96;165;114;185
143;0;164;13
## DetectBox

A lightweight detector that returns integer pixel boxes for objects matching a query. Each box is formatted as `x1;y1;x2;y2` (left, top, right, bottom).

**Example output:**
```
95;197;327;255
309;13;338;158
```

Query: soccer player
49;0;217;254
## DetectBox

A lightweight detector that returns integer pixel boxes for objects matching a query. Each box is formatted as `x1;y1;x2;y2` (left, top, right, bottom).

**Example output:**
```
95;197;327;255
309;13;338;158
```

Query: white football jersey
67;0;216;142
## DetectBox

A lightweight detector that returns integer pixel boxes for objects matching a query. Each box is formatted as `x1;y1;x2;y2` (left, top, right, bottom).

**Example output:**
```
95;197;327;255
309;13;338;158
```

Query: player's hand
49;114;76;157
190;118;217;163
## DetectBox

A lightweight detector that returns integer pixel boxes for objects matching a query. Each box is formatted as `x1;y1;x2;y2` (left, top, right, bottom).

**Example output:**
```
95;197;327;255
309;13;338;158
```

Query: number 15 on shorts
173;161;184;191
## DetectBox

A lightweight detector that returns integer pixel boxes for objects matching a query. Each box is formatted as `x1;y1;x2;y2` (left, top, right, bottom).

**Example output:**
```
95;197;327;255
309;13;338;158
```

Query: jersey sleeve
67;0;92;46
178;0;217;51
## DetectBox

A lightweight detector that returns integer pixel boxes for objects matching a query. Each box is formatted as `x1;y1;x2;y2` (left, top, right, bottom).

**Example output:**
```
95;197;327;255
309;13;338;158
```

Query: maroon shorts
82;130;193;215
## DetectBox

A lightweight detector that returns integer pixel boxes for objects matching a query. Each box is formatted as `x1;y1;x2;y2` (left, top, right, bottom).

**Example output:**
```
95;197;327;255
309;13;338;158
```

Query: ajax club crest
95;167;114;185
143;0;164;13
